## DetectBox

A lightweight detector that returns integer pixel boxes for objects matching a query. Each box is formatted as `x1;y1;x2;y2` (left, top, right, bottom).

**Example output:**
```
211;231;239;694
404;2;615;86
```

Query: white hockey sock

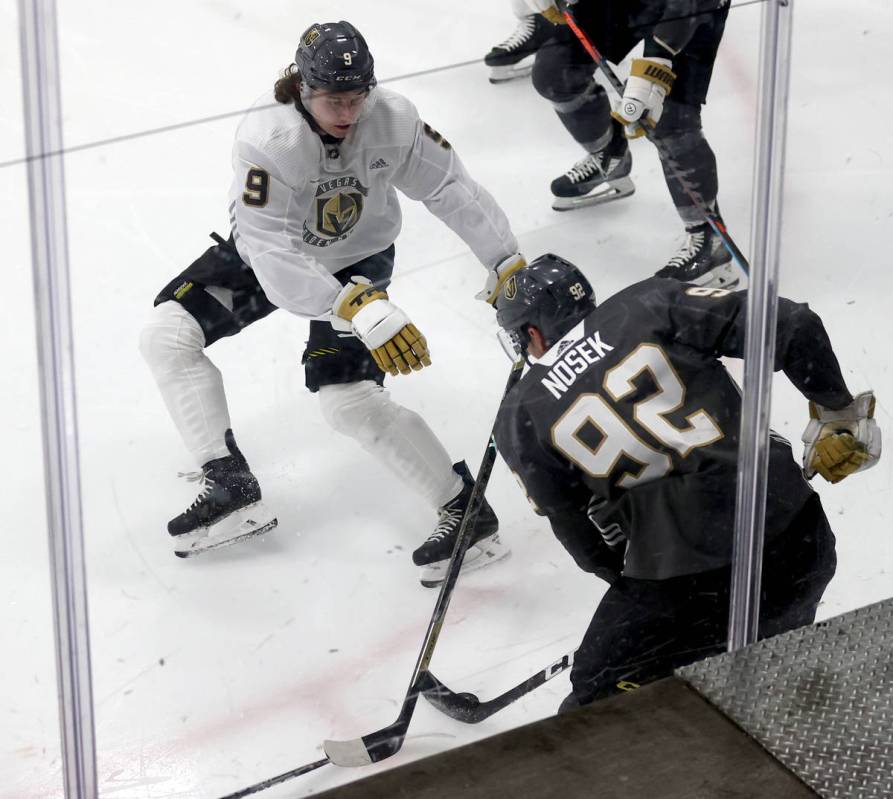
318;380;462;509
139;301;232;466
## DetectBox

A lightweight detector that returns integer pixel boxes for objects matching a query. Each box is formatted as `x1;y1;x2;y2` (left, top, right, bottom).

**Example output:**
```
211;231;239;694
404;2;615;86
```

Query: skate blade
488;60;534;83
690;260;749;291
552;177;635;212
419;533;511;588
173;502;278;558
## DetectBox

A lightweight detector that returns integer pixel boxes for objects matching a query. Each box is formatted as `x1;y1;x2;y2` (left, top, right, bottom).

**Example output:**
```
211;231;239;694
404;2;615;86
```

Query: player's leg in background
311;246;507;587
533;25;635;210
653;101;719;235
759;493;838;637
651;4;745;289
138;234;278;554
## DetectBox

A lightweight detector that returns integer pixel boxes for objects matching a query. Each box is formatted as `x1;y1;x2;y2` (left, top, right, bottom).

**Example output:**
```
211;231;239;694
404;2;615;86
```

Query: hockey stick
560;2;750;277
422;649;577;723
323;357;526;767
216;757;330;799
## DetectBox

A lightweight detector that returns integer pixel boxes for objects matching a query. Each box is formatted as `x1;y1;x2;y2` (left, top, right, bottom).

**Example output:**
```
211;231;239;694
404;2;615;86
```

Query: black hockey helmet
295;21;376;93
495;253;595;352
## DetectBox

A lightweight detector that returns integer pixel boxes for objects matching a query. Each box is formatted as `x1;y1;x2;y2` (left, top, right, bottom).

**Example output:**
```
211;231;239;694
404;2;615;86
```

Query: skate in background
501;0;746;291
484;0;559;83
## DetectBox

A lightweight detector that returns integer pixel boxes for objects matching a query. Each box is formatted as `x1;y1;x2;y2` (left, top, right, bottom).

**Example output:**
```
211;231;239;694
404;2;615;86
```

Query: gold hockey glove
517;1;570;25
801;390;881;483
611;57;676;138
540;5;567;25
332;279;431;377
476;253;528;305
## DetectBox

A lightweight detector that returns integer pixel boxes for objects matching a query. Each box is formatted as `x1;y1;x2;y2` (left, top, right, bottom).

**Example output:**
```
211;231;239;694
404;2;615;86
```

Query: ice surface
2;0;891;796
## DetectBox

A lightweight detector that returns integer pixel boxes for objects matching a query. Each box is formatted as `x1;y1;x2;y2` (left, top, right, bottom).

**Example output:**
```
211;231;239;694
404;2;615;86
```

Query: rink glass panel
773;3;892;621
4;9;63;799
12;0;890;796
2;167;65;799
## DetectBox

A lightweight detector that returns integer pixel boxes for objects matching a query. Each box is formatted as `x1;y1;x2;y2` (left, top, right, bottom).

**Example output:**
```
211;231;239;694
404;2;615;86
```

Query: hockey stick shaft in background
323;358;527;767
422;649;577;723
215;757;330;799
561;3;750;276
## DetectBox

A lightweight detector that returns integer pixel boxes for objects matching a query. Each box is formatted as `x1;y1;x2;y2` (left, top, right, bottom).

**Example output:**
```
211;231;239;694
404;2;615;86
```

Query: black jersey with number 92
494;278;851;580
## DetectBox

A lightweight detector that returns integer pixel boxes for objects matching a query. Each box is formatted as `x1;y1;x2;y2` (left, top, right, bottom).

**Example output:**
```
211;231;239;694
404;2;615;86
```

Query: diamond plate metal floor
678;598;893;799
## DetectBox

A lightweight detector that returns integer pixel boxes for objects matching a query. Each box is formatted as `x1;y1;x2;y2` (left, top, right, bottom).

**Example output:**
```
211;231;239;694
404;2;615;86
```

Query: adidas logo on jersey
369;158;389;170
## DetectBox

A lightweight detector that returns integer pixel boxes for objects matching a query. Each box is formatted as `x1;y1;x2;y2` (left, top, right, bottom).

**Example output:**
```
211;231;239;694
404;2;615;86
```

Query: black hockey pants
566;492;836;709
153;235;396;392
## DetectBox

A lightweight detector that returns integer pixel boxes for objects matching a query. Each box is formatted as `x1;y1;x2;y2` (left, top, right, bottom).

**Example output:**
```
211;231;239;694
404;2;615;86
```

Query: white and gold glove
802;390;881;483
332;278;431;377
611;57;676;138
476;253;527;305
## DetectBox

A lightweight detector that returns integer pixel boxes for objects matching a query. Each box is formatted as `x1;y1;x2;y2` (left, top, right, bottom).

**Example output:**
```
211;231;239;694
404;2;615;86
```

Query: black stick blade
421;651;577;725
421;672;485;723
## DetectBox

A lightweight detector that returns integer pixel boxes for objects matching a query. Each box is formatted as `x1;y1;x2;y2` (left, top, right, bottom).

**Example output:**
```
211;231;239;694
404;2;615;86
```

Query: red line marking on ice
6;615;435;799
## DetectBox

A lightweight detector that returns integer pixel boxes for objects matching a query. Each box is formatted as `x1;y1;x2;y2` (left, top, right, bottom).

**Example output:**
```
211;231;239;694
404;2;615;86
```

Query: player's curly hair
274;64;301;104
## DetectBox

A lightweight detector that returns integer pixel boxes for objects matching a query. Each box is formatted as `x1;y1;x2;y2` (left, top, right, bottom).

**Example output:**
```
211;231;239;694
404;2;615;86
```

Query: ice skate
412;461;509;588
655;222;748;290
551;146;635;212
173;504;278;558
484;14;554;83
168;429;277;557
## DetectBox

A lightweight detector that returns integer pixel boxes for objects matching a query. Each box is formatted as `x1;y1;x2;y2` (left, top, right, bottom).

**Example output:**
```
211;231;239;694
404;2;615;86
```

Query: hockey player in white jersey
139;21;523;584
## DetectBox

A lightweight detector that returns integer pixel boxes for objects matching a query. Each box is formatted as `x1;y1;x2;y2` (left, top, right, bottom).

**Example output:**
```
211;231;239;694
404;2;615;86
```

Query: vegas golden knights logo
317;192;363;237
304;27;321;46
503;275;518;300
302;176;369;247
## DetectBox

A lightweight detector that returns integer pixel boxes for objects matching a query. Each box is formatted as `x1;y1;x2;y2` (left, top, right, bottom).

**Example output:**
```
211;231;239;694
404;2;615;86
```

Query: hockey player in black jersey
493;254;881;711
515;0;739;289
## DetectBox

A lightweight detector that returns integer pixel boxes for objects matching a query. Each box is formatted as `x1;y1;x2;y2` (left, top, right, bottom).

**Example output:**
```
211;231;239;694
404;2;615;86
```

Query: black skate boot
412;461;509;588
655;222;748;290
551;129;635;211
169;429;277;557
484;14;555;83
